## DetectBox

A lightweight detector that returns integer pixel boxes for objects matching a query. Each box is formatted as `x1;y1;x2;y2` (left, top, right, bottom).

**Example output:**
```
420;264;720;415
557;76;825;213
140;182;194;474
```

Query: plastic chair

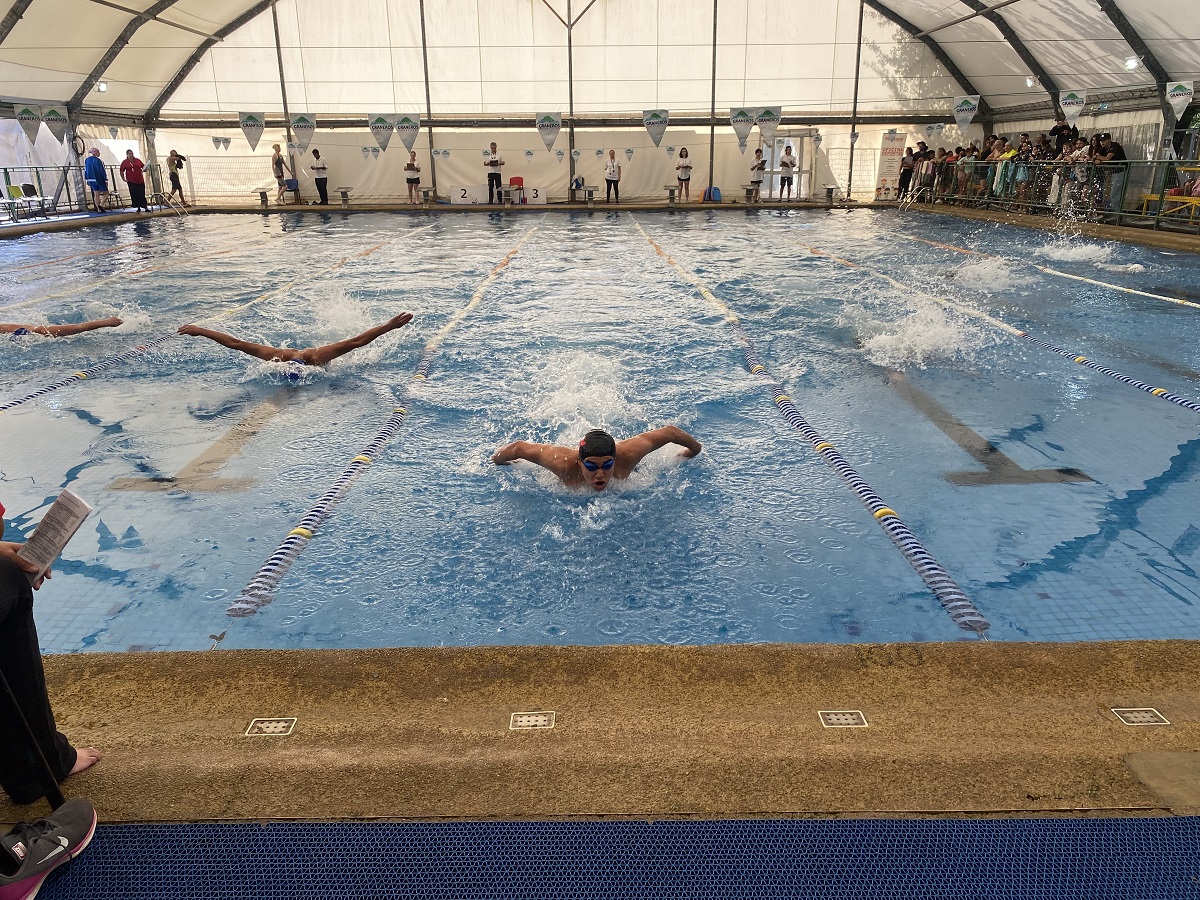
21;182;54;216
509;176;524;204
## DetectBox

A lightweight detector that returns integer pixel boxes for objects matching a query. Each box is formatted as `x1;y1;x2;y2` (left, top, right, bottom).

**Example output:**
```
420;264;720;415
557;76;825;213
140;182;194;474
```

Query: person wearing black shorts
166;150;188;206
675;147;692;202
484;143;503;204
404;150;421;204
779;144;797;200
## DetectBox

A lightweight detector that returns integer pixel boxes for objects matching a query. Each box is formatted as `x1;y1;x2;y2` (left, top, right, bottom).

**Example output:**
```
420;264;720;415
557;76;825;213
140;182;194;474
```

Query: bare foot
69;747;102;775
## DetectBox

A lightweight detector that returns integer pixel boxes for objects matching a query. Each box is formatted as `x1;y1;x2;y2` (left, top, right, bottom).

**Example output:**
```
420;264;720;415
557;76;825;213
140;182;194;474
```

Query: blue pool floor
41;817;1200;899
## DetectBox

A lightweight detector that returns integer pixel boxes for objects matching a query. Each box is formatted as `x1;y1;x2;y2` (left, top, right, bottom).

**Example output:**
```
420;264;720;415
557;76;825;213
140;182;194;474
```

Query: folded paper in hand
16;489;92;584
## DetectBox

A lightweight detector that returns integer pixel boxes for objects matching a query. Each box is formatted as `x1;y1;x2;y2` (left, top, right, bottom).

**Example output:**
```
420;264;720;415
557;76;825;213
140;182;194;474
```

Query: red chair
509;176;525;204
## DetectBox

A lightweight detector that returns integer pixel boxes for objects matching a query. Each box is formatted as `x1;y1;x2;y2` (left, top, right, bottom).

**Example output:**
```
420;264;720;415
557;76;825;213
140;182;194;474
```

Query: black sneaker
0;799;97;900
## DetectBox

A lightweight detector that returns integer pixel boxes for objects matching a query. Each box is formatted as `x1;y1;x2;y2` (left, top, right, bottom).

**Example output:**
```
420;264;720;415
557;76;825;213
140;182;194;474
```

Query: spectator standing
898;147;915;198
119;149;148;212
309;149;329;205
404;151;421;204
779;144;797;200
604;149;622;203
1096;132;1128;211
749;147;766;201
271;144;292;205
83;148;109;213
165;150;188;207
485;142;504;204
675;147;693;202
1049;116;1078;156
0;500;102;805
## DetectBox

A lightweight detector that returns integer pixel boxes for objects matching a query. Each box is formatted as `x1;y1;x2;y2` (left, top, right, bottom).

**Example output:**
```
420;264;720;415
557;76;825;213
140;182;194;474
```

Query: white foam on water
950;257;1031;294
842;289;996;370
1035;240;1114;263
112;307;152;332
525;350;647;438
1096;262;1146;274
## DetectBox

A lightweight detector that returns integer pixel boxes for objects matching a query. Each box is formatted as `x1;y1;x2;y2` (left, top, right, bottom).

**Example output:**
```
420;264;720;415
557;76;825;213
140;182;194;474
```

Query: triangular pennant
39;107;70;143
14;106;42;144
239;112;265;151
730;108;755;154
1167;82;1194;119
396;114;421;152
755;107;782;144
643;109;669;148
952;95;980;130
1059;91;1087;126
536;113;562;151
291;114;316;153
368;114;395;151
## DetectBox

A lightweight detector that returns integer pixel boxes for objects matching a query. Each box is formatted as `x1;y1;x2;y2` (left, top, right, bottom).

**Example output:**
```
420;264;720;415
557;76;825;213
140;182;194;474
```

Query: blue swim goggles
581;458;615;472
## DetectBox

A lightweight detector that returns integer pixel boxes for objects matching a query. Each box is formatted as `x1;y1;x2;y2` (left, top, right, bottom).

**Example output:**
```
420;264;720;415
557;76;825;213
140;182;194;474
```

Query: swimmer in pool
176;313;414;367
492;426;702;492
1;317;123;337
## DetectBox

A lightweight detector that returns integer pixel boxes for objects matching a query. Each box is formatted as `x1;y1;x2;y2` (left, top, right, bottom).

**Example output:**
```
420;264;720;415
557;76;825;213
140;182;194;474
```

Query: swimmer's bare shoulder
492;440;584;485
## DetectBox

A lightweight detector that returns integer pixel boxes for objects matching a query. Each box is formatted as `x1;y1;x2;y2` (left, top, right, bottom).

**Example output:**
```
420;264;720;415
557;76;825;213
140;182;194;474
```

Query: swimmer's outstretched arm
1;317;122;337
614;426;702;475
176;324;289;363
304;312;414;366
492;441;579;482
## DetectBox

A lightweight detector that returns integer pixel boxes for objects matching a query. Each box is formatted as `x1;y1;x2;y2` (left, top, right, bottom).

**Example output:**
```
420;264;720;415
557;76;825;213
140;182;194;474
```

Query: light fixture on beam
1025;76;1035;88
96;81;107;92
1124;55;1141;72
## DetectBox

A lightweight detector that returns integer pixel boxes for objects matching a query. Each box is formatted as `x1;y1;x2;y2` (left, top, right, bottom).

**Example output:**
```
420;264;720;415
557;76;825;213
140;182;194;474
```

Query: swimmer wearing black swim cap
492;425;701;491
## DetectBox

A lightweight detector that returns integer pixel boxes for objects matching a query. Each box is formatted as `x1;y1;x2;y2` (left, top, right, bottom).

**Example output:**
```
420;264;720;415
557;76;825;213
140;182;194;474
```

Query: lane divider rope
0;228;429;414
226;228;537;619
634;220;988;634
805;245;1200;417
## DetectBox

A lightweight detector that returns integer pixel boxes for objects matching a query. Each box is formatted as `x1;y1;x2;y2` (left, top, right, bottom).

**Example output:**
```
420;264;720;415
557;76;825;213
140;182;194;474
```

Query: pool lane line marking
903;235;1200;312
224;228;538;621
805;245;1200;418
634;220;989;635
887;371;1092;486
0;227;425;415
106;388;292;492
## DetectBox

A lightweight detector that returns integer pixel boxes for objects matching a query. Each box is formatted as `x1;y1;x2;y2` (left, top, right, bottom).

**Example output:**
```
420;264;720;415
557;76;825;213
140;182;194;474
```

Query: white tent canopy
1;0;1198;123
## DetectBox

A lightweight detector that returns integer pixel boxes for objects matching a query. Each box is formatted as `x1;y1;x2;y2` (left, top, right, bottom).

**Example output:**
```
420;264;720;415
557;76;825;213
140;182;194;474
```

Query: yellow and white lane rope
904;235;1200;312
805;245;1200;417
0;226;429;414
634;219;989;634
225;228;538;619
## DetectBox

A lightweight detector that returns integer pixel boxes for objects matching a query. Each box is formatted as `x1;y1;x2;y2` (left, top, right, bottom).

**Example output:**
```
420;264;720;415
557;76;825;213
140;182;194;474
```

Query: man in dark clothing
1049;116;1078;155
119;149;148;212
1096;133;1128;211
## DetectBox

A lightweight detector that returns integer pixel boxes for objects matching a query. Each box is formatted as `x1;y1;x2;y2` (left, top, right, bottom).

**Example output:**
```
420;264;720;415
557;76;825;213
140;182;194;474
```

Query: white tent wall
0;119;72;170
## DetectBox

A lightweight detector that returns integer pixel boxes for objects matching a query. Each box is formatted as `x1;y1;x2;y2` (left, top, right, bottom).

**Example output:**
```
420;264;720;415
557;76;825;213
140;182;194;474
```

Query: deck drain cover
819;710;868;728
1111;708;1170;726
245;717;297;736
510;711;555;730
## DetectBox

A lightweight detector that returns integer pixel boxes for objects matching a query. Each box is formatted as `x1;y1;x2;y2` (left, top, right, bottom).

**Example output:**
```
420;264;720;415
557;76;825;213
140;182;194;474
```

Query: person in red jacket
119;149;149;212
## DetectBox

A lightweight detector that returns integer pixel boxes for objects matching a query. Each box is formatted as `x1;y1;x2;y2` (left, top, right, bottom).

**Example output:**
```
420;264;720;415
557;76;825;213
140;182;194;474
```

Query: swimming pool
3;209;1200;652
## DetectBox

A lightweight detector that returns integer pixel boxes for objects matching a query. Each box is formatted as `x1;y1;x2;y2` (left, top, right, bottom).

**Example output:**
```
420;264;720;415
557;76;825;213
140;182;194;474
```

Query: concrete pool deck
3;640;1198;823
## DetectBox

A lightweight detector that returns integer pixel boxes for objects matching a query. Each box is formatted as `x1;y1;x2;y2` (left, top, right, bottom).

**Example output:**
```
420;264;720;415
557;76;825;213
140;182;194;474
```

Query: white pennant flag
291;114;316;153
1167;82;1194;119
555;149;565;163
755;107;782;144
238;112;265;151
396;114;421;152
212;136;222;150
952;96;980;131
730;108;755;154
643;109;669;148
39;107;70;143
368;114;395;151
14;105;42;144
536;112;562;151
1058;91;1087;126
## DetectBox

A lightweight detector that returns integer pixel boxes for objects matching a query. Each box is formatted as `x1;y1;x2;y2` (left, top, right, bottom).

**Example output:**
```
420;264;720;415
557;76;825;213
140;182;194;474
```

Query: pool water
3;210;1200;652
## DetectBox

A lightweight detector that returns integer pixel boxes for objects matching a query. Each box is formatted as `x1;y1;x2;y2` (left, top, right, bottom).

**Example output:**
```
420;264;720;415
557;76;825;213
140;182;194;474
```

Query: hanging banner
145;127;156;142
361;147;371;158
1167;82;1194;119
755;107;782;144
38;107;69;143
524;149;535;162
1058;90;1087;126
212;136;222;150
874;131;907;201
643;109;669;148
665;145;675;157
570;149;580;160
396;114;421;152
291;114;316;153
108;126;119;139
555;149;565;163
952;95;980;131
368;114;396;151
238;112;265;151
221;137;231;150
595;149;604;158
370;146;380;159
625;148;634;161
14;105;42;144
730;108;755;153
536;112;562;151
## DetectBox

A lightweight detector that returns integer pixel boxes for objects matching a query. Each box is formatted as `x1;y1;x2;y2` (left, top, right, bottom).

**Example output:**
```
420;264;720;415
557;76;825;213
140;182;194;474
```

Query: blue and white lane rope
226;228;538;619
0;228;430;415
634;220;988;634
805;246;1200;417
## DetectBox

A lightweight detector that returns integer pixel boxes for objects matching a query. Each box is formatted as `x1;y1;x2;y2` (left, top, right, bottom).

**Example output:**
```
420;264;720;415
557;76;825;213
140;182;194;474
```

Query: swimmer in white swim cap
176;313;413;368
492;426;702;492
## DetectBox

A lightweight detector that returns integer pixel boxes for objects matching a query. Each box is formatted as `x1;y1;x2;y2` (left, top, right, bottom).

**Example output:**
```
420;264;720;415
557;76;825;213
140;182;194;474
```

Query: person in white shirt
779;145;797;200
404;150;421;204
750;148;766;202
675;147;693;202
604;149;622;203
309;149;329;205
485;142;504;204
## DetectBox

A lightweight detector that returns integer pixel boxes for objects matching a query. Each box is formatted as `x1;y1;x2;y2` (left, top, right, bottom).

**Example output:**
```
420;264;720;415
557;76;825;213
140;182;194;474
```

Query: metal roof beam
0;0;35;47
67;0;182;115
864;0;992;120
957;0;1061;109
145;0;275;125
1094;0;1176;126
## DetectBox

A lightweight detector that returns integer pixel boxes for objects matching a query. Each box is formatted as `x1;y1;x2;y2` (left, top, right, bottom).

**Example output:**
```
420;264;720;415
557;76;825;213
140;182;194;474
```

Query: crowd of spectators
897;115;1130;212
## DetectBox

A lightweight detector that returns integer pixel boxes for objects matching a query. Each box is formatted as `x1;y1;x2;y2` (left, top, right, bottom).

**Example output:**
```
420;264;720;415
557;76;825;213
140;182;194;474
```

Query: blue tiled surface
43;817;1200;899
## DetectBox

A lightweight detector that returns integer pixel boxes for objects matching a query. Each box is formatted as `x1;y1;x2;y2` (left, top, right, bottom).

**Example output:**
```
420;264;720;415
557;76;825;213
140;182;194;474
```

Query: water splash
843;290;995;370
1035;240;1114;263
951;257;1031;294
